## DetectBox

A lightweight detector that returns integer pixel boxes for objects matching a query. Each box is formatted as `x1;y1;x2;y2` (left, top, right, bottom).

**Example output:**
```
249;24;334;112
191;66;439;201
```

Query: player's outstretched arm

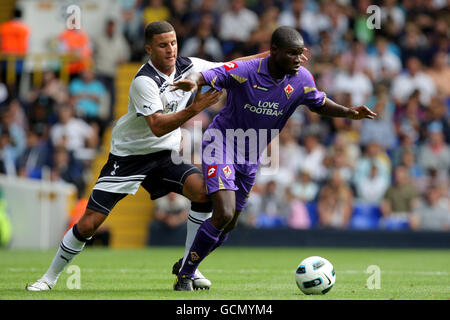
146;88;222;137
311;98;377;120
234;48;309;63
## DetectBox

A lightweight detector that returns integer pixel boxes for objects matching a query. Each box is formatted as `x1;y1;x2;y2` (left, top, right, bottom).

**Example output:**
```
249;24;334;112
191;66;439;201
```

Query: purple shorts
202;161;256;211
202;135;258;211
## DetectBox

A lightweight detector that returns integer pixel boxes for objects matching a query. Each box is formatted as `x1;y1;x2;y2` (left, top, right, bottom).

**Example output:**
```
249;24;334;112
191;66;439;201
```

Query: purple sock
179;219;222;277
209;232;229;253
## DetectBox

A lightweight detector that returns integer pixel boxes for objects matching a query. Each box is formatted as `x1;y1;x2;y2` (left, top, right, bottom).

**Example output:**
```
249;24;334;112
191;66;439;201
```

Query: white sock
182;210;212;267
43;226;89;284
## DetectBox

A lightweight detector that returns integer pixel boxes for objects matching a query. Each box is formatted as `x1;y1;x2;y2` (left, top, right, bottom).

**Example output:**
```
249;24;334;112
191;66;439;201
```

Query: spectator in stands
0;107;26;162
400;149;425;192
426;51;450;98
419;95;450;144
27;70;69;114
354;162;389;204
0;7;31;94
380;165;420;220
255;180;286;228
380;0;406;39
50;146;85;198
367;36;402;83
360;93;397;151
246;6;280;54
298;133;327;182
69;69;108;139
418;121;450;180
168;0;190;45
391;56;436;106
354;141;391;190
394;90;425;141
94;19;130;123
285;187;311;230
143;0;171;26
180;14;224;62
150;192;190;235
333;56;373;107
0;130;16;176
50;104;98;163
17;128;50;179
410;186;450;231
58;27;93;77
185;0;221;37
289;168;319;203
398;22;430;65
219;0;259;54
317;170;354;229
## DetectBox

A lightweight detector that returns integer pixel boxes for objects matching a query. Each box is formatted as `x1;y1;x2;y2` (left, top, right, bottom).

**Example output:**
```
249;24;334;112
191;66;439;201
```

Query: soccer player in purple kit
171;26;377;291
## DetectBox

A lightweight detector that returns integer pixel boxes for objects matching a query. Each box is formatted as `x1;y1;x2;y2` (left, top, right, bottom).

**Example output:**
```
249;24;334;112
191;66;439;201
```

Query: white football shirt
110;57;223;156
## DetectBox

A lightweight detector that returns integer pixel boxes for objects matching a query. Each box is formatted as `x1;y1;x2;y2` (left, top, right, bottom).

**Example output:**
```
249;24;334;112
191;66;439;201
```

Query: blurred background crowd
0;0;449;235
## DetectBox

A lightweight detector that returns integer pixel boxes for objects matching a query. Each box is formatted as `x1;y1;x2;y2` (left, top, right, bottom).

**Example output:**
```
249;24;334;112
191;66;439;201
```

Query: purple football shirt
201;57;326;169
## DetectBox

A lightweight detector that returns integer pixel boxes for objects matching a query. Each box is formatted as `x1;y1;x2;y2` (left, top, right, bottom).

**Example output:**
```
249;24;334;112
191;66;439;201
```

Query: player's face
146;31;178;74
273;43;304;75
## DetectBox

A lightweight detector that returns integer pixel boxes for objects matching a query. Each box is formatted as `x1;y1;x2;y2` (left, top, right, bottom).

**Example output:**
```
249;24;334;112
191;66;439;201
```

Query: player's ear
144;44;152;56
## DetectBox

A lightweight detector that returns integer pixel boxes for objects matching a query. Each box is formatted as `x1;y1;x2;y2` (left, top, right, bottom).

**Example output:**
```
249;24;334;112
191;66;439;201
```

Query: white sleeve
189;57;223;73
130;76;164;116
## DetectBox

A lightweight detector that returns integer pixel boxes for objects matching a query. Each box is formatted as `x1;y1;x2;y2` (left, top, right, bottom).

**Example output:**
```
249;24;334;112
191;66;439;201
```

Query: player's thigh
142;155;203;201
209;190;236;228
182;172;209;203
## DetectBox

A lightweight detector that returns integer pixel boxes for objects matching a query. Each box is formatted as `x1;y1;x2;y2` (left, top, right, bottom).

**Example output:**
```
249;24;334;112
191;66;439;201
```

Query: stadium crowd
0;0;449;232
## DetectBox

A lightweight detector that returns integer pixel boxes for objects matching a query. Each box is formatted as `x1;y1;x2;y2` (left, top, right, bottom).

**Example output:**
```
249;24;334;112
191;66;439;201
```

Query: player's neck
267;58;286;81
150;58;175;77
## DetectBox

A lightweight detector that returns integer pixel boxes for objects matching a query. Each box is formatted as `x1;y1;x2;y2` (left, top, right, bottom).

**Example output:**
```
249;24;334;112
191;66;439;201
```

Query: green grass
1;247;449;300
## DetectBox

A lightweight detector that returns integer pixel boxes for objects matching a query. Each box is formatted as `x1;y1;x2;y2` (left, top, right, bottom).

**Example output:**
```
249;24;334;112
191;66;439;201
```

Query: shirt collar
147;58;175;81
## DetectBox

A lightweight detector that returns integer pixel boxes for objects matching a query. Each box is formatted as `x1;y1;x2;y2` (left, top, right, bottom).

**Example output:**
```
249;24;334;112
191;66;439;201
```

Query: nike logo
60;255;70;263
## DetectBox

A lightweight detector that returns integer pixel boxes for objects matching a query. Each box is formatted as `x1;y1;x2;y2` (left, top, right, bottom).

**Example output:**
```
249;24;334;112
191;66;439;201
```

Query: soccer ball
295;256;336;295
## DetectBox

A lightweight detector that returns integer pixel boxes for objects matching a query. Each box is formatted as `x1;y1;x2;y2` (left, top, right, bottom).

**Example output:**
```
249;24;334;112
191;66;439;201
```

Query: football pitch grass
1;247;449;300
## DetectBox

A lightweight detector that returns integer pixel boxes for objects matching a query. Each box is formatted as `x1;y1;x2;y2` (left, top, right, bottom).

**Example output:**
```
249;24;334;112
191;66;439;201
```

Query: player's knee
215;206;235;227
190;191;209;203
77;210;103;238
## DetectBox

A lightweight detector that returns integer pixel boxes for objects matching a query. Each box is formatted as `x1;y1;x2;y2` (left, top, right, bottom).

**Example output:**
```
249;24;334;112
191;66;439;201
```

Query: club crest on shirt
224;61;238;71
284;84;294;99
206;165;217;178
163;101;178;114
222;165;232;179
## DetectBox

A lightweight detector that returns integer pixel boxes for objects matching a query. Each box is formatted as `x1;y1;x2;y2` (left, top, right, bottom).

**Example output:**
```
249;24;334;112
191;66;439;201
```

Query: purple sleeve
300;67;326;109
201;61;242;91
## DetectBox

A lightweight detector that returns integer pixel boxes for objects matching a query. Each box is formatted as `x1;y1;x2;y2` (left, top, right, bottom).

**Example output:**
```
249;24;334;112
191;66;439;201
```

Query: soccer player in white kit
26;21;276;291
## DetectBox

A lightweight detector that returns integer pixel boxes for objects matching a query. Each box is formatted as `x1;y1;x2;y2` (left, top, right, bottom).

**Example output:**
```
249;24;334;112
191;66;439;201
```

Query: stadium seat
255;214;287;228
349;203;382;230
379;216;410;231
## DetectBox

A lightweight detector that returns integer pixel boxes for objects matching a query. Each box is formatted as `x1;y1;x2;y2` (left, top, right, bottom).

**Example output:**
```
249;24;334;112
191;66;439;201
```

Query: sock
209;232;229;253
179;219;222;278
43;224;90;284
182;209;212;267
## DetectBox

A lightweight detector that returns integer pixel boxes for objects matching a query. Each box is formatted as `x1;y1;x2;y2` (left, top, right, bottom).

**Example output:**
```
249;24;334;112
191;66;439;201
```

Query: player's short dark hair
144;21;175;44
271;26;304;49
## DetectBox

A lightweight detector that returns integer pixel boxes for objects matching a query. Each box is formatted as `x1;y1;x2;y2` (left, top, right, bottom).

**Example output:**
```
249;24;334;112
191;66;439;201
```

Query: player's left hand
170;79;197;92
347;105;377;120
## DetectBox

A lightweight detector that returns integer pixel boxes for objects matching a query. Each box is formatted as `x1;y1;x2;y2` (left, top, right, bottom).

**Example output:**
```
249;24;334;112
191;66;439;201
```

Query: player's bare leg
175;190;235;291
26;209;107;291
172;173;213;289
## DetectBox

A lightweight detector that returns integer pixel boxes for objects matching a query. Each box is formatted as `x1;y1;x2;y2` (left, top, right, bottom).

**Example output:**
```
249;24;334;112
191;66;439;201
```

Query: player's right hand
170;79;197;92
191;88;223;112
